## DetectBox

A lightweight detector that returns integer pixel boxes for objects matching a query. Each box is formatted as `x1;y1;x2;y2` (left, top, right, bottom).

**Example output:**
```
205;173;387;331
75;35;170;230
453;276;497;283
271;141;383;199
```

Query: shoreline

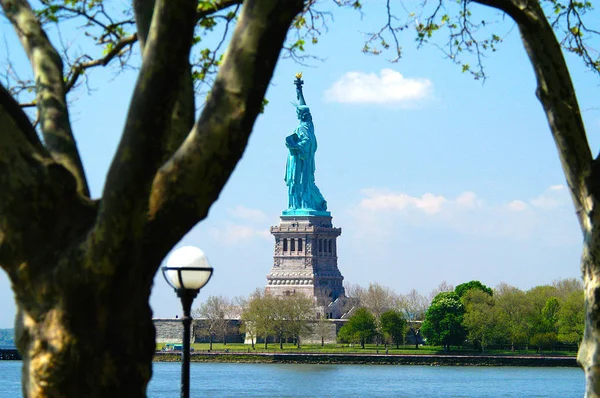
153;352;579;367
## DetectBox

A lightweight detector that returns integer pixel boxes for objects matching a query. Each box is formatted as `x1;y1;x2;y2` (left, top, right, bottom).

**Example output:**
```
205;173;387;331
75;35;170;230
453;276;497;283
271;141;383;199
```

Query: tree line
192;278;583;352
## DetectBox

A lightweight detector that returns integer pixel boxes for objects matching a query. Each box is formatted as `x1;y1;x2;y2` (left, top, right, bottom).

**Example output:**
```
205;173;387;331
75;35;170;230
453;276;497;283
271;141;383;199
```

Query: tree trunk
321;337;324;347
209;335;213;351
0;0;307;396
15;271;156;397
475;0;598;392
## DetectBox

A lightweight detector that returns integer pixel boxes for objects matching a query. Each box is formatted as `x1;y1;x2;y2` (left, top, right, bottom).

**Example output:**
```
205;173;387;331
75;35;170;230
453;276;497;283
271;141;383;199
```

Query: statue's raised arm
295;72;306;106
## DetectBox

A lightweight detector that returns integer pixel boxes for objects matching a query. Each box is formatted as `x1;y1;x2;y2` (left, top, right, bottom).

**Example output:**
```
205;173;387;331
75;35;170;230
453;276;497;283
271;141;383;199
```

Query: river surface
0;361;584;397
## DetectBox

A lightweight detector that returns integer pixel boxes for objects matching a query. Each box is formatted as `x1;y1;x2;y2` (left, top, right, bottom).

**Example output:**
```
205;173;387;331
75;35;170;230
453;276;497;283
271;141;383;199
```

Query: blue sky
1;2;598;327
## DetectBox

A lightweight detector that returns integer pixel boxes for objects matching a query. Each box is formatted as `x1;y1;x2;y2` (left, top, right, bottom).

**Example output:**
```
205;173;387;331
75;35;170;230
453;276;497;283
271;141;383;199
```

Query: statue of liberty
284;73;328;214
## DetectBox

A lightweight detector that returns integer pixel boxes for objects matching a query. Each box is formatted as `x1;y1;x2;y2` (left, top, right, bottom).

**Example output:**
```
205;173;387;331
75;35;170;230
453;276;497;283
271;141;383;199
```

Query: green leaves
422;292;466;348
380;310;407;347
338;308;377;348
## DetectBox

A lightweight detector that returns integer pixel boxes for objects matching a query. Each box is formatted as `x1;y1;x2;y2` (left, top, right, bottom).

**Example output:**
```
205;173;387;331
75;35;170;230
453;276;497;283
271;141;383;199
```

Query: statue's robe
285;109;327;211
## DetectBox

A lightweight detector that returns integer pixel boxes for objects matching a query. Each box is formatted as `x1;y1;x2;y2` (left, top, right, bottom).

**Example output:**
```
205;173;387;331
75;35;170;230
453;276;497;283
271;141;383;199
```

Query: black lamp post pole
178;289;198;398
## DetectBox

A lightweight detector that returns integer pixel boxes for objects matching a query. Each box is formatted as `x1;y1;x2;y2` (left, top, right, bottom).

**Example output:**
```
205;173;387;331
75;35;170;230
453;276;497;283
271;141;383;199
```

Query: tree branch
91;0;198;273
0;83;47;156
133;0;195;164
1;0;90;197
474;0;593;233
133;0;155;52
0;82;96;279
146;0;305;257
64;34;138;93
197;0;243;21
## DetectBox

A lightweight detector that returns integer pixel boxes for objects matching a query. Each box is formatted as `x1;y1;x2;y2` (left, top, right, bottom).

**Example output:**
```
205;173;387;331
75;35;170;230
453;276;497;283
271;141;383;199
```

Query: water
0;361;584;397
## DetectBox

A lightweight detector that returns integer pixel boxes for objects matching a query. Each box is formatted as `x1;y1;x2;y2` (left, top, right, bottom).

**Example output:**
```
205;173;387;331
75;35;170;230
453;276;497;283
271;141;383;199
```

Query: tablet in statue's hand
286;133;299;147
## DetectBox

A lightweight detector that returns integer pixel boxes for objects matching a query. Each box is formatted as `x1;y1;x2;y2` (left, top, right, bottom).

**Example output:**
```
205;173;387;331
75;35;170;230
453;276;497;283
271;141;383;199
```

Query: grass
155;342;577;357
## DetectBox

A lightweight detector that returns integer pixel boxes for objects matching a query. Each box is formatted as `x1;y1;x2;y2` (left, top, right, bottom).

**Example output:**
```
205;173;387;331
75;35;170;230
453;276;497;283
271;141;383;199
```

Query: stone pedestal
265;215;345;315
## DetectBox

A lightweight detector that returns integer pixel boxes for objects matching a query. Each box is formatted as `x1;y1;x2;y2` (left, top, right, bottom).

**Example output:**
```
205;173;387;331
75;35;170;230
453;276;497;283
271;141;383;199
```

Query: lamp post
162;246;213;398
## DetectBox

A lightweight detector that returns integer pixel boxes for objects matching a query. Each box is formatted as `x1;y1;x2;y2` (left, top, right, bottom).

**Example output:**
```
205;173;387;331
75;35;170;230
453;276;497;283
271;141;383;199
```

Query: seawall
0;348;21;360
154;352;578;367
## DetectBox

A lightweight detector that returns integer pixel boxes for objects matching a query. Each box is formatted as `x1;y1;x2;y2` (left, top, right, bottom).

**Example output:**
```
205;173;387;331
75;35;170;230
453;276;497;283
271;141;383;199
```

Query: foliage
240;291;314;349
314;317;333;347
552;278;584;299
494;284;530;350
557;290;584;345
338;307;377;348
421;292;466;349
284;293;315;348
348;282;398;320
1;0;306;394
380;310;407;349
428;281;454;302
531;332;559;352
461;290;497;352
455;280;493;298
193;295;235;350
398;288;428;322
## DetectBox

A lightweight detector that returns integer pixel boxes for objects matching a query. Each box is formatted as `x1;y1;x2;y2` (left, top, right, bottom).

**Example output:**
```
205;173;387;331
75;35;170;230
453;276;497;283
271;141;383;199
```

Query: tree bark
472;0;597;394
0;0;90;196
16;286;156;397
0;0;305;395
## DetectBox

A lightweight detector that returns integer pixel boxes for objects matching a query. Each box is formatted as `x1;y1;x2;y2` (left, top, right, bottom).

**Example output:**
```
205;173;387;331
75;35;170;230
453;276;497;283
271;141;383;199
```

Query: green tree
337;322;358;346
338;308;377;349
455;280;493;298
366;0;600;390
0;0;305;395
529;295;561;352
530;332;559;353
558;290;584;346
284;293;314;348
542;297;561;334
380;310;407;349
421;292;466;350
314;316;332;347
494;283;529;351
526;286;561;348
462;290;497;352
241;290;277;350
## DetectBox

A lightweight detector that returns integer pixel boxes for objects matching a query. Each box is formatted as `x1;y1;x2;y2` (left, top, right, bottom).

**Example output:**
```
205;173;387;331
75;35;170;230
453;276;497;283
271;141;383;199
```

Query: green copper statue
283;73;328;215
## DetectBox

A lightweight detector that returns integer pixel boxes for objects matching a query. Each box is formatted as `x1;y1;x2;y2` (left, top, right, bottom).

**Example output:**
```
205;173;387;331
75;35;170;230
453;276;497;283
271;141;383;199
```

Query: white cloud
209;205;271;246
324;69;433;105
530;185;569;210
456;191;479;208
359;189;446;215
508;200;528;211
226;205;268;223
346;185;579;247
210;223;270;246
